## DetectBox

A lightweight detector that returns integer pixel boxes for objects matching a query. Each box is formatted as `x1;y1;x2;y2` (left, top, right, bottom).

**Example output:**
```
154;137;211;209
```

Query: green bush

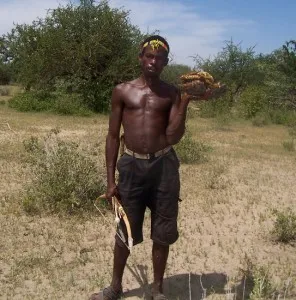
53;93;93;116
22;134;105;214
272;209;296;243
8;91;93;116
240;257;274;300
2;1;144;112
238;86;268;119
268;109;296;126
175;131;212;164
8;91;55;112
199;92;232;119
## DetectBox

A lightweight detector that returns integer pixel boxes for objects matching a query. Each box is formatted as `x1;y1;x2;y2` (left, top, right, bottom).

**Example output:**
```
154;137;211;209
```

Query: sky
0;0;295;67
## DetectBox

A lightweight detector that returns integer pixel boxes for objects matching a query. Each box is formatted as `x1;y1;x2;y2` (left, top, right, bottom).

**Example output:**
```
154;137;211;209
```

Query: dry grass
0;99;295;299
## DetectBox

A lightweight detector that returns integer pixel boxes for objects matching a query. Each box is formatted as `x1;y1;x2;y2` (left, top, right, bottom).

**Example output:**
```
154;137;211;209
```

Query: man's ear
164;57;169;66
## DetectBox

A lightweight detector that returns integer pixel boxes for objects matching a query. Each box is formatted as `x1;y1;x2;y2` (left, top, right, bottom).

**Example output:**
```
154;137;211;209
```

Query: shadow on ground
123;264;251;299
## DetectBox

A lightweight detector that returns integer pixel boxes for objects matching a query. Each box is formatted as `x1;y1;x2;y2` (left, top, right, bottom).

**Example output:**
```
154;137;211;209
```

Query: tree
1;0;144;112
161;63;192;86
193;40;264;104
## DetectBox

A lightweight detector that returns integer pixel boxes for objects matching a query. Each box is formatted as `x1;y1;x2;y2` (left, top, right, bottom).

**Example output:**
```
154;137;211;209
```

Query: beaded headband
142;39;169;52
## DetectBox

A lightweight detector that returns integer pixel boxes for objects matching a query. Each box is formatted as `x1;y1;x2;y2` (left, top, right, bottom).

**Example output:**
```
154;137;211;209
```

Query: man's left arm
166;88;190;145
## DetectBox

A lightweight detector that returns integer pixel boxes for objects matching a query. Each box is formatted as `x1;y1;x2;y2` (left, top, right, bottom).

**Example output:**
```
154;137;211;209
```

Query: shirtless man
90;35;202;300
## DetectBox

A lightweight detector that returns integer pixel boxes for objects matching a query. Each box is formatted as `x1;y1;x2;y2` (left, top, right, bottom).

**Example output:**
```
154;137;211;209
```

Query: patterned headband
142;39;169;52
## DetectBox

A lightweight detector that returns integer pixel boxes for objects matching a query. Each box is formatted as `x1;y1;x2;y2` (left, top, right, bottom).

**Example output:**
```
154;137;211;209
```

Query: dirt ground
0;101;295;300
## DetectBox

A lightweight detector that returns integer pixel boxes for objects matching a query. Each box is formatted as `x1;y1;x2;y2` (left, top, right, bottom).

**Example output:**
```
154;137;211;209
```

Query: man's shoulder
113;79;139;93
160;80;179;95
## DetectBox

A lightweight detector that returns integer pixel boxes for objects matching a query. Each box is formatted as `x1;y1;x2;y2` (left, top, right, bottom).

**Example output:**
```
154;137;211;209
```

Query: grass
272;209;296;243
0;99;296;299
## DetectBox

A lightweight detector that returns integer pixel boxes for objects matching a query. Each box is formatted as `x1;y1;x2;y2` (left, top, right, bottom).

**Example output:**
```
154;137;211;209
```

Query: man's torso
118;78;176;154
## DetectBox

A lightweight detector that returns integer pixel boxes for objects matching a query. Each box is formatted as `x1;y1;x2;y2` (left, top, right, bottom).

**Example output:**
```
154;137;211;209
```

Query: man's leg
110;240;130;292
152;242;169;294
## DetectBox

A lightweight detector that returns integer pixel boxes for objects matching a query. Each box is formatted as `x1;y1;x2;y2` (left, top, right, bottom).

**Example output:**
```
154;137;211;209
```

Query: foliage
199;92;232;119
175;131;212;164
9;91;55;112
281;40;296;85
160;63;192;86
9;91;93;115
0;61;11;85
268;108;296;126
1;0;144;112
272;209;296;243
22;133;105;214
240;257;275;300
238;85;268;119
193;40;264;104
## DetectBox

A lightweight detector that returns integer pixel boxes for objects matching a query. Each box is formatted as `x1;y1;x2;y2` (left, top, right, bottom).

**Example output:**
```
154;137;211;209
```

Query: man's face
139;45;168;77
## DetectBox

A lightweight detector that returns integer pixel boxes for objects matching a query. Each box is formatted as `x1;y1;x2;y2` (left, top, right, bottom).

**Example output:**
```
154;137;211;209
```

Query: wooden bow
97;194;133;252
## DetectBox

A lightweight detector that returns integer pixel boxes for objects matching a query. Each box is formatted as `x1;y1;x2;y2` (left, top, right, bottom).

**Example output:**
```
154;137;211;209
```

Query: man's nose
150;58;156;64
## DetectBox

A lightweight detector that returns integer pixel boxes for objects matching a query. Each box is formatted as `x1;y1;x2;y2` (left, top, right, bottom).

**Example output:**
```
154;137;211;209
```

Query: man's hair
140;35;170;57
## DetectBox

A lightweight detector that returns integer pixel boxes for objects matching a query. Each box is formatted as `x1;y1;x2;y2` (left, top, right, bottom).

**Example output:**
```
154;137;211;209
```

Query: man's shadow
124;264;253;299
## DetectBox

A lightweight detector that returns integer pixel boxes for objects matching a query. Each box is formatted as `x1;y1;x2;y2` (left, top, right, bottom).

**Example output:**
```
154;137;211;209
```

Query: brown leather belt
124;146;172;159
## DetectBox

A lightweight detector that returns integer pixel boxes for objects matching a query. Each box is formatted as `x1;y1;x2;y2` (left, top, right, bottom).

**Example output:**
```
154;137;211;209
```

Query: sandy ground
0;103;295;300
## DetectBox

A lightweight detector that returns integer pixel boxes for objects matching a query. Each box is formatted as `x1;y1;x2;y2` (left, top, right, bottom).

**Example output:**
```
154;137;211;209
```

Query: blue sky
0;0;295;67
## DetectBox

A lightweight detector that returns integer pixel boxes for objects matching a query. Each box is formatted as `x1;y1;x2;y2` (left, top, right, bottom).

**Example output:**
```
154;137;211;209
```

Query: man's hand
106;183;121;205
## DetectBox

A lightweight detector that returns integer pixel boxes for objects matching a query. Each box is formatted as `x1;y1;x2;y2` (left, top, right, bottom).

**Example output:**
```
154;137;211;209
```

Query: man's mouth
147;66;156;71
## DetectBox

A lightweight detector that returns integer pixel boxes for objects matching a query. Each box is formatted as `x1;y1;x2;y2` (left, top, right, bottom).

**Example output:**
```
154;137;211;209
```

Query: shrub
22;133;105;214
268;109;296;126
240;257;274;300
8;91;55;112
8;91;93;116
175;131;212;164
238;86;268;119
52;93;93;116
199;92;232;119
272;209;296;243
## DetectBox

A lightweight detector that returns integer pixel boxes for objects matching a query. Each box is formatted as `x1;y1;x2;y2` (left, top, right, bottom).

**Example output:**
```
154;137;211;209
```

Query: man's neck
140;74;161;88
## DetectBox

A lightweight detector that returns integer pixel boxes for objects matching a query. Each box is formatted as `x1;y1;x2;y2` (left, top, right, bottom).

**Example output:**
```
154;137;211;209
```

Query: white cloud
109;0;254;67
0;0;254;67
0;0;68;36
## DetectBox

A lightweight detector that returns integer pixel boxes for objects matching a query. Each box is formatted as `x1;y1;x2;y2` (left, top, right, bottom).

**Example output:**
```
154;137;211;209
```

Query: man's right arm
105;85;124;200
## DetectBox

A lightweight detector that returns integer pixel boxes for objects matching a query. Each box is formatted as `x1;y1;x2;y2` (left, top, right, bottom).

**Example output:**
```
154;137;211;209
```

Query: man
90;35;203;300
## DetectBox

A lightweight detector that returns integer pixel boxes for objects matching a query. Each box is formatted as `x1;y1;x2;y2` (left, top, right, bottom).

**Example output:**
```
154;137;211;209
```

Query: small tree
193;40;264;104
161;63;192;86
1;0;144;112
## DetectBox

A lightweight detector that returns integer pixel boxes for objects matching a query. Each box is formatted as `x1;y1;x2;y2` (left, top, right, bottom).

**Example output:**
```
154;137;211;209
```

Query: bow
95;194;133;252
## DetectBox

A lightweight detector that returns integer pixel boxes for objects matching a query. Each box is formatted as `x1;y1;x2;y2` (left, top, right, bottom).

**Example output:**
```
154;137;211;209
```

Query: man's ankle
111;282;122;292
152;281;163;293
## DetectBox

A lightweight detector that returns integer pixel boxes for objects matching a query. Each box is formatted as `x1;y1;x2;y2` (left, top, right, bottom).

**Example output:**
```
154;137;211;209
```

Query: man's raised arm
166;89;190;145
105;85;124;200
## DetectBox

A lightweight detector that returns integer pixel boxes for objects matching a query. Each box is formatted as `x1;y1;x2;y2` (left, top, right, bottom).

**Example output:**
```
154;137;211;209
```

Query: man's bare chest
123;89;172;112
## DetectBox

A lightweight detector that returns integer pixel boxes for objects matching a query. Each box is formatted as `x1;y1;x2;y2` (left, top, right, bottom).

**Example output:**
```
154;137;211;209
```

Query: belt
124;146;172;159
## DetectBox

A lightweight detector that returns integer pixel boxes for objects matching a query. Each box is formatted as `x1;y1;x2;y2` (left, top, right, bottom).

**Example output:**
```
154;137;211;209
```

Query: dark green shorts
116;148;180;247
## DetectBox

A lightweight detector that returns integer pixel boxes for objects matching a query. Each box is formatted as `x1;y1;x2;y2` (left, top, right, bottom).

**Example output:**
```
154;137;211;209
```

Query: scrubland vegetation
0;1;295;299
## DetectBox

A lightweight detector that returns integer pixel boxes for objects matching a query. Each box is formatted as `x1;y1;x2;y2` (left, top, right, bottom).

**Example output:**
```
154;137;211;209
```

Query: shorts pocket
117;154;134;171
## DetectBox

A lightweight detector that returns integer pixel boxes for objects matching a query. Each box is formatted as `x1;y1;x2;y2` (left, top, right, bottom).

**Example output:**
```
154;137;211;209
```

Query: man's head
139;35;170;77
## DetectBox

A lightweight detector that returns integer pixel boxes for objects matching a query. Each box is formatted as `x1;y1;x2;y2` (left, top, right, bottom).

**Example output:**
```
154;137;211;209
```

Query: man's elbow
166;130;185;145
